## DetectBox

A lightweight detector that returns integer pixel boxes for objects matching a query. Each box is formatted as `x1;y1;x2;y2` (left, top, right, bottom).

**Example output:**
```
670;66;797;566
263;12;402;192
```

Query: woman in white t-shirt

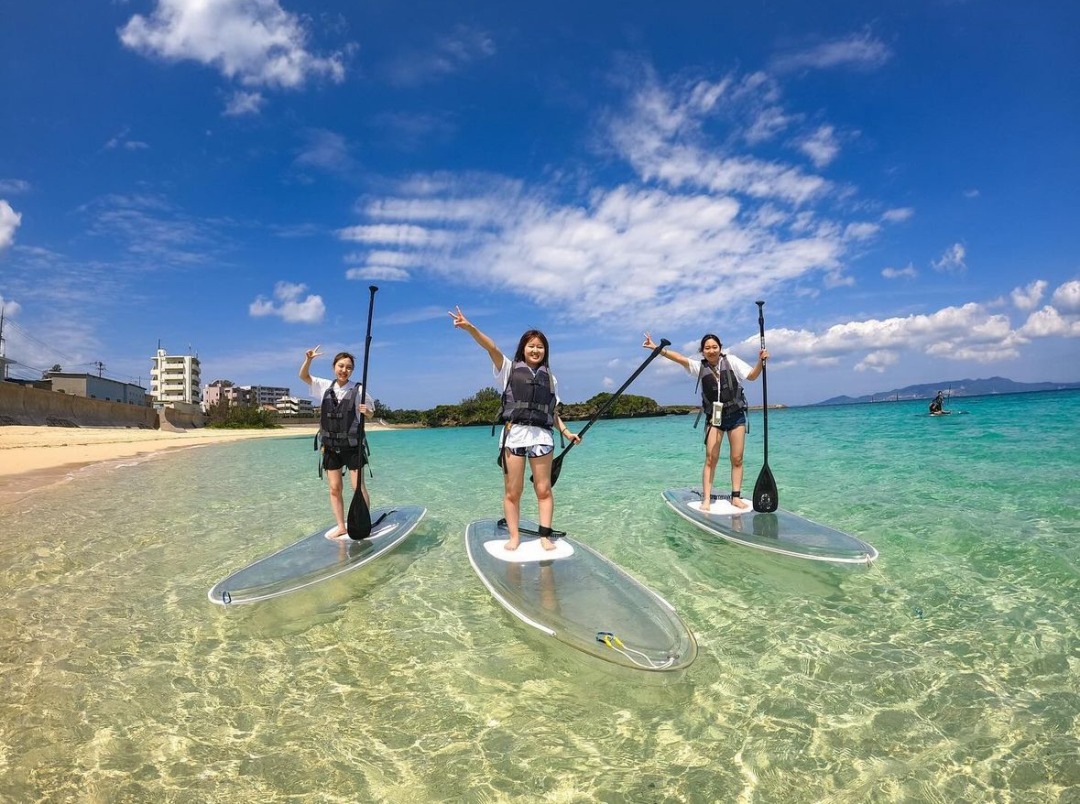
451;307;581;551
643;332;767;511
299;346;375;539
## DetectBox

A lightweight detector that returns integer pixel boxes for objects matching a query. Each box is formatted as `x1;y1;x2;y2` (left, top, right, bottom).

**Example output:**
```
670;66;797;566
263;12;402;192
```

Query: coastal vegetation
204;399;282;429
377;387;696;427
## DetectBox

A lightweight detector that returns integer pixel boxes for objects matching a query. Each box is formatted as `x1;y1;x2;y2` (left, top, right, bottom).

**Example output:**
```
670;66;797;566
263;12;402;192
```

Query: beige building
150;348;201;408
202;382;292;411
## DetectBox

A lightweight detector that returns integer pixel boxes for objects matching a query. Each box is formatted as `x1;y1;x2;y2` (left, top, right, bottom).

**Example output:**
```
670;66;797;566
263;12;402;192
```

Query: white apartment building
275;396;314;417
150;348;201;407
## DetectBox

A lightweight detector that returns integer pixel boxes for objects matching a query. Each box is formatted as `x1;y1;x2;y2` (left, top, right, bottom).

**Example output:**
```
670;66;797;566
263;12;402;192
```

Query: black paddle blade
347;491;371;539
752;463;779;513
549;455;565;488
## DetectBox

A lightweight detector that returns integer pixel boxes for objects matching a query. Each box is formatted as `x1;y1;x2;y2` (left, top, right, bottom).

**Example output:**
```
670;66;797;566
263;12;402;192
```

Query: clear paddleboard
465;518;697;672
662;488;878;565
208;505;427;605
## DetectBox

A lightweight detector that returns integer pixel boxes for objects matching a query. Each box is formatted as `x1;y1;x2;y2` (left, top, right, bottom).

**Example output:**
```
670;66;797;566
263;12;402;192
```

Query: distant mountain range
814;376;1080;406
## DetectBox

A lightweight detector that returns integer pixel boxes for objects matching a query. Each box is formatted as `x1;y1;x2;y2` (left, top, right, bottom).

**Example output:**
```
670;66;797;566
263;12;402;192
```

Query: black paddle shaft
547;338;671;486
757;302;769;461
347;285;379;539
752;300;779;512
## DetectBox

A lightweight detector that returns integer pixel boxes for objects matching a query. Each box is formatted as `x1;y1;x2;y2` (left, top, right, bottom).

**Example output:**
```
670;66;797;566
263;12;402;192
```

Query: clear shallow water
1;391;1078;801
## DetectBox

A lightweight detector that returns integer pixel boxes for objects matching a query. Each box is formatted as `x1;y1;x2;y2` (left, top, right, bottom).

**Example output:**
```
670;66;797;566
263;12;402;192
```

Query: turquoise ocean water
1;390;1078;801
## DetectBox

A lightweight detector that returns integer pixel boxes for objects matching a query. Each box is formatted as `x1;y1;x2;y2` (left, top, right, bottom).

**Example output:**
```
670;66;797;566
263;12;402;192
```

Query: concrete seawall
158;404;206;431
0;382;160;429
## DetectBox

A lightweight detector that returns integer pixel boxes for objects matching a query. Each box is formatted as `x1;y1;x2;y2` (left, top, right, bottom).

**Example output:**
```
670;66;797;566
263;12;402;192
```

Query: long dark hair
513;330;550;367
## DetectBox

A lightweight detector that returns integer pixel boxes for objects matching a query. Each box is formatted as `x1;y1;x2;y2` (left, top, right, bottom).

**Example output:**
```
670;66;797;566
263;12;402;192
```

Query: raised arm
643;332;691;370
299;345;322;385
449;306;504;371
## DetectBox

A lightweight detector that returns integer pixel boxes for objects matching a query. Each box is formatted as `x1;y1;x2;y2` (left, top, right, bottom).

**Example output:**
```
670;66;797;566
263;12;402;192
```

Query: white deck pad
483;538;575;563
687;498;755;516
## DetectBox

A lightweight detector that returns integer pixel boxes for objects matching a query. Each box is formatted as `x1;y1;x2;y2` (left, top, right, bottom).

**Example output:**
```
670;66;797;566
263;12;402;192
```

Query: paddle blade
752;464;779;513
347;490;371;539
549;454;566;487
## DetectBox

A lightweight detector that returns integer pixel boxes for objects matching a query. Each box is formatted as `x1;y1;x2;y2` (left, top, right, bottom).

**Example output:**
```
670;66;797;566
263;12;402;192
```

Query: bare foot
504;537;521;551
325;525;348;540
540;537;556;551
731;496;750;510
700;502;711;512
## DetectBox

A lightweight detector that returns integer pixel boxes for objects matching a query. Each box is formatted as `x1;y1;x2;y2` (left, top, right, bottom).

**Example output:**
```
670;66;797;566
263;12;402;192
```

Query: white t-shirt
308;377;376;415
495;356;561;449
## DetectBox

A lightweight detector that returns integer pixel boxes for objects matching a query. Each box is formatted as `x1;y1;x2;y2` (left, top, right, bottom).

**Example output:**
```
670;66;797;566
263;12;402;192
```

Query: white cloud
1018;306;1080;338
344;250;425;267
771;31;892;73
762;302;1037;369
932;242;967;273
882;207;914;223
0;294;22;317
223;90;265;116
1050;279;1080;314
342;176;847;328
119;0;348;89
843;221;880;241
0;200;23;251
854;350;898;373
295;129;353;172
798;125;840;168
882;264;917;280
608;71;829;205
385;25;495;86
334;68;908;330
1011;280;1047;311
249;281;325;323
0;179;32;195
345;266;411;282
338;224;454;248
105;128;149;150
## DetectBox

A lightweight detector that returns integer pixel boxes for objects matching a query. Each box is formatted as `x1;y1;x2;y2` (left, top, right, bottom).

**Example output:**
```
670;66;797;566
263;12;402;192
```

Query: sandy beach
0;423;393;505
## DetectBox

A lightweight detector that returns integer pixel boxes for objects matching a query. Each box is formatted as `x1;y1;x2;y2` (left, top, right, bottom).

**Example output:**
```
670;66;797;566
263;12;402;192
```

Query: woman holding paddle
451;307;580;552
299;346;376;539
642;332;767;512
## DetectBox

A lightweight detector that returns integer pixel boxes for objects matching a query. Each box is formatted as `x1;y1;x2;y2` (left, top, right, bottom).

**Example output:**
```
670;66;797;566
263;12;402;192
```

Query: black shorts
323;447;362;471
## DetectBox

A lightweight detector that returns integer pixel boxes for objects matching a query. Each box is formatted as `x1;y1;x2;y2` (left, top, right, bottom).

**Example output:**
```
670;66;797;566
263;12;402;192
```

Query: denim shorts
708;409;747;433
506;444;554;458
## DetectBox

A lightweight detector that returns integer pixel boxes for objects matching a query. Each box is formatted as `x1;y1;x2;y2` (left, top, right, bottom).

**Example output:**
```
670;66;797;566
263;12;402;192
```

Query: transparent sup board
662;488;877;565
465;518;697;672
209;505;427;605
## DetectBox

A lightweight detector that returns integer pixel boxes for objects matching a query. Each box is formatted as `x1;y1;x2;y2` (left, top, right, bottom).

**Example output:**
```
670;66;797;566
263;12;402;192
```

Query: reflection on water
2;392;1079;800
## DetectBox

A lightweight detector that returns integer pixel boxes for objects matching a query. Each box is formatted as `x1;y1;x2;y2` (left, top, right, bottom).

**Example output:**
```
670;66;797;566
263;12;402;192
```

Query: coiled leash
595;631;677;670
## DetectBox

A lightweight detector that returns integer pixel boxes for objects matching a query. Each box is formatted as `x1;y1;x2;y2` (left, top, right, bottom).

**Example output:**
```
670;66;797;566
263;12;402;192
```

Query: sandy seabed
0;423;393;507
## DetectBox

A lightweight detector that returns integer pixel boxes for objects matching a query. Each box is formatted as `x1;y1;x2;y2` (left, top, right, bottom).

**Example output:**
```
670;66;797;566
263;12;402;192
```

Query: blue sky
1;0;1078;410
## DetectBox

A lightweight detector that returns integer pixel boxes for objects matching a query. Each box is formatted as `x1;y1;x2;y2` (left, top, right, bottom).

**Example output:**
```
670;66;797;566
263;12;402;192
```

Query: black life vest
499;361;556;429
697;357;747;415
320;383;361;451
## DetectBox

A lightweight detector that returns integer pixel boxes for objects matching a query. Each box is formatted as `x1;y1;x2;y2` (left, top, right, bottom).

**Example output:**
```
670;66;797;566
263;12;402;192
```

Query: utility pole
94;361;105;377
